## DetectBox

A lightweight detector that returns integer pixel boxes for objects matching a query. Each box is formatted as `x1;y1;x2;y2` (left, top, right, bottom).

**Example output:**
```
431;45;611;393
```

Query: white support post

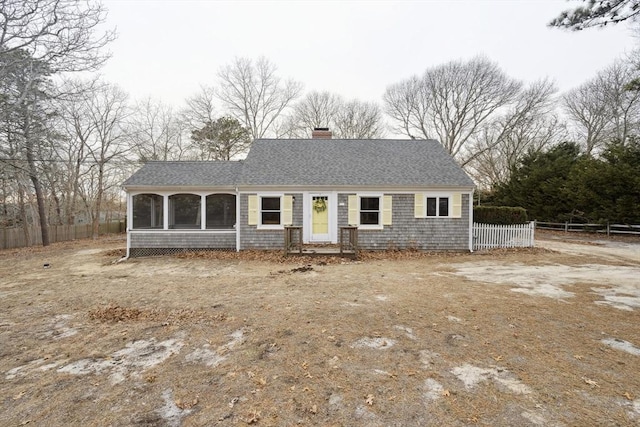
235;191;241;251
468;191;474;252
163;194;169;230
201;195;206;230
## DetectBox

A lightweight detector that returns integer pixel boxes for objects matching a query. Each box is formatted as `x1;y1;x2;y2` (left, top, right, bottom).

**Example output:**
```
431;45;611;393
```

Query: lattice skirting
129;247;235;258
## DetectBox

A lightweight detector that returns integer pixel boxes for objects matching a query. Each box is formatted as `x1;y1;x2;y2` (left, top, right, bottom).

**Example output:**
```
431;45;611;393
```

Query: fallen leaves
245;410;261;424
175;396;199;410
88;304;226;325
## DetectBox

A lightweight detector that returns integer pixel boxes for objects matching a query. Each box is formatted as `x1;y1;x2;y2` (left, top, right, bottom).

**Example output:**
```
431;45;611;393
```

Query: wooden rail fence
535;221;640;236
1;221;125;250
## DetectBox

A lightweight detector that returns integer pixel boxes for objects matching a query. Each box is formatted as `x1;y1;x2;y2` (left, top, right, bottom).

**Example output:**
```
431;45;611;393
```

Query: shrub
474;206;528;225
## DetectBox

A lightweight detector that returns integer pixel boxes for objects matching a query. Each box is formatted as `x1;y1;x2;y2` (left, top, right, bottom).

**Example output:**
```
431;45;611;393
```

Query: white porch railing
473;221;535;250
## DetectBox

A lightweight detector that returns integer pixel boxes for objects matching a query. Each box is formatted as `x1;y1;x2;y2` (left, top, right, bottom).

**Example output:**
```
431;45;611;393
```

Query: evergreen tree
493;142;582;221
567;139;640;222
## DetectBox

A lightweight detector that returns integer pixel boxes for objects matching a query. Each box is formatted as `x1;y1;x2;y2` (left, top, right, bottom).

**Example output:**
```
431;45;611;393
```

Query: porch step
287;245;356;258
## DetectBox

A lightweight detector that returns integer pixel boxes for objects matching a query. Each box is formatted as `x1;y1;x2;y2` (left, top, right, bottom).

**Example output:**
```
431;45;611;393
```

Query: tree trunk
52;191;63;225
18;183;31;246
29;174;49;246
92;164;104;239
25;133;50;246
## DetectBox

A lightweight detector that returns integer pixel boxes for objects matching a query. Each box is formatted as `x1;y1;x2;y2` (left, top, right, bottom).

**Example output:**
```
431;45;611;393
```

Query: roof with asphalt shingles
123;139;474;188
122;161;242;187
239;139;474;187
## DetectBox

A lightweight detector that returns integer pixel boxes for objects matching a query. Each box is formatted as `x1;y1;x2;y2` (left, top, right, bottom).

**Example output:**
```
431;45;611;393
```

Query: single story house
123;130;475;257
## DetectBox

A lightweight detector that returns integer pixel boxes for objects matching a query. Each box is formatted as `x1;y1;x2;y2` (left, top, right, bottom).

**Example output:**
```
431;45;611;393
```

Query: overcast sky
99;0;637;108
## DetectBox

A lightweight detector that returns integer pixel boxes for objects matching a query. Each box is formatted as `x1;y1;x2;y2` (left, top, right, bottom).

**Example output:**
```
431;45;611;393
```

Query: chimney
311;127;332;139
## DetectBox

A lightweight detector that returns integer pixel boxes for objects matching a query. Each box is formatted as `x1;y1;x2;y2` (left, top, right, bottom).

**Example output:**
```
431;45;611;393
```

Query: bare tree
182;85;217;132
563;81;610;156
216;57;303;139
383;56;521;165
55;78;101;225
129;97;187;161
284;91;342;137
562;60;640;155
602;60;640;143
60;81;130;238
334;100;385;139
468;80;566;187
285;91;385;138
383;76;428;139
0;0;114;246
0;0;115;73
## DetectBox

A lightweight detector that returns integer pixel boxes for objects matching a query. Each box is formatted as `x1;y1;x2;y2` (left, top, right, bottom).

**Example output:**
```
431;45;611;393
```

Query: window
261;196;281;225
426;196;449;217
248;195;292;228
168;194;201;229
416;193;461;218
206;194;236;229
349;194;391;229
132;194;163;229
360;197;380;225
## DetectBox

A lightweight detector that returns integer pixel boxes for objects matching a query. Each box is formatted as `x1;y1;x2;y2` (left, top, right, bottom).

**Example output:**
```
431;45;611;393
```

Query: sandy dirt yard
0;231;639;426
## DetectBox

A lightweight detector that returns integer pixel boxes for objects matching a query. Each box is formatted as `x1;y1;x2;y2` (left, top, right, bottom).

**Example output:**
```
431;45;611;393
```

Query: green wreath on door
313;198;327;213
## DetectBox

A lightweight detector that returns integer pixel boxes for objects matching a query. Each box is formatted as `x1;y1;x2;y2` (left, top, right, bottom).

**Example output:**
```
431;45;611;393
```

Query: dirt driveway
0;233;639;426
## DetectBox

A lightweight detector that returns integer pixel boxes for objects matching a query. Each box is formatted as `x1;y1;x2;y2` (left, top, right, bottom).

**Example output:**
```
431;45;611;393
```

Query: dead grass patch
0;236;639;426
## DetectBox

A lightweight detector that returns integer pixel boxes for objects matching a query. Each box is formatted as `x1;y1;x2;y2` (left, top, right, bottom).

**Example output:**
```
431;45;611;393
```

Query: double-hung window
261;196;281;225
360;197;380;225
348;194;392;229
247;194;293;228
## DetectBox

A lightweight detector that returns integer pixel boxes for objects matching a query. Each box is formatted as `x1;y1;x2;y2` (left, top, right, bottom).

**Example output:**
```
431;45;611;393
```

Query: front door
311;195;330;242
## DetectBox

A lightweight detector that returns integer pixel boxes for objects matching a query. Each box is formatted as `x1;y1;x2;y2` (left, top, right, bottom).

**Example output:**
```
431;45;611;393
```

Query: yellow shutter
282;195;293;225
414;193;424;218
247;195;258;225
382;195;392;225
348;195;358;226
452;193;462;218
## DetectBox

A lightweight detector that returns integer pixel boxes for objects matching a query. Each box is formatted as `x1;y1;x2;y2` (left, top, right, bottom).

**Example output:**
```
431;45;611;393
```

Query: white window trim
357;193;384;230
257;193;284;230
424;192;453;218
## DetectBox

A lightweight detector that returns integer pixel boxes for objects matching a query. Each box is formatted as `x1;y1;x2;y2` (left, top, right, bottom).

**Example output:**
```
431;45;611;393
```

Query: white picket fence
473;222;535;250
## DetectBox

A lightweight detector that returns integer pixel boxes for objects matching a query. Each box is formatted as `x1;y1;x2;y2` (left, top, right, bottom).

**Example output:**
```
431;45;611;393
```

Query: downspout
124;190;131;259
468;189;474;252
235;187;241;252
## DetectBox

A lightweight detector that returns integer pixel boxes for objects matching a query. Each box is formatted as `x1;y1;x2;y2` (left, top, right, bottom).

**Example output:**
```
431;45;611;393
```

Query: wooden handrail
284;226;303;255
339;226;358;256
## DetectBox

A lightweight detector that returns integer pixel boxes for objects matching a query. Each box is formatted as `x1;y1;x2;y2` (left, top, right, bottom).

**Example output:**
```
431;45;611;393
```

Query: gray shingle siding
239;193;303;250
130;231;236;249
337;193;470;251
